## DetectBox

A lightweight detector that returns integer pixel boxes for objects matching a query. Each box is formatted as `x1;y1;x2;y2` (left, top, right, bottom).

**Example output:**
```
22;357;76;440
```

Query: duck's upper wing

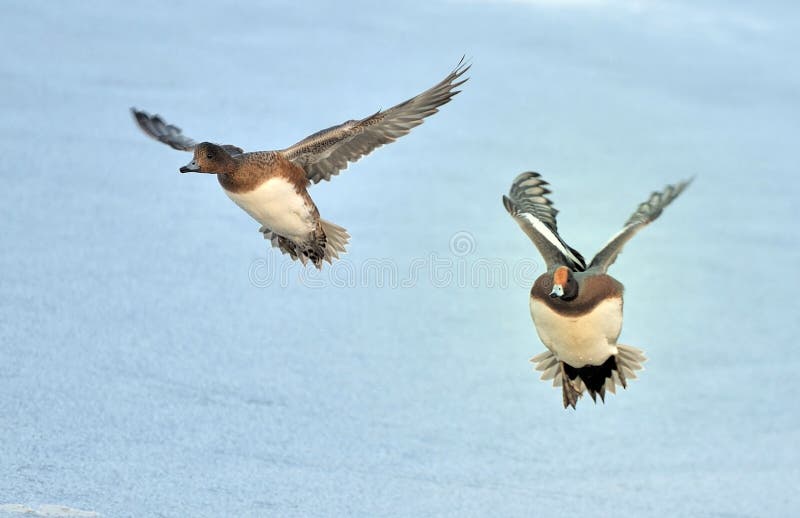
130;108;244;155
280;58;469;185
502;172;587;272
589;178;692;272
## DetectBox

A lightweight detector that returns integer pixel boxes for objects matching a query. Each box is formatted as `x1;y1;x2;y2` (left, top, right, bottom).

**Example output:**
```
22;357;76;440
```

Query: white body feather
222;178;315;241
530;297;623;368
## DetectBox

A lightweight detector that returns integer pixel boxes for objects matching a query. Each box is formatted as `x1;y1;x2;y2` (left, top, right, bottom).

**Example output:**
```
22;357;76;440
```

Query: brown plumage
530;271;624;318
214;151;307;194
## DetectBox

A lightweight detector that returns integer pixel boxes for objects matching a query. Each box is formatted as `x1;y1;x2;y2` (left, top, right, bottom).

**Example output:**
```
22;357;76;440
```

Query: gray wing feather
130;108;244;156
281;58;470;184
131;108;197;151
589;178;692;272
503;172;587;271
507;171;561;232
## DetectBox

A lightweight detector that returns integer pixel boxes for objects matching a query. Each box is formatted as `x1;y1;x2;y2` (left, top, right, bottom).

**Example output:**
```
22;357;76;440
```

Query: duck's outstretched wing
130;108;244;155
280;57;469;185
502;172;586;272
589;178;692;272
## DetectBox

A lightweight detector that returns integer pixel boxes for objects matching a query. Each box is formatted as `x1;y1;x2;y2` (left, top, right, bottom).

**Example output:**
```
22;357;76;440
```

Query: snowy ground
1;1;799;516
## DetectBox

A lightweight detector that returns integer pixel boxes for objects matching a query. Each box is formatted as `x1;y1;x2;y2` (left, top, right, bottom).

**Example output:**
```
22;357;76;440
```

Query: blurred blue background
1;1;798;516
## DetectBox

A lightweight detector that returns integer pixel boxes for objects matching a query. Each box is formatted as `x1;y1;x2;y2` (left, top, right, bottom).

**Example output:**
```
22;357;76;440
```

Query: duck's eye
205;153;214;160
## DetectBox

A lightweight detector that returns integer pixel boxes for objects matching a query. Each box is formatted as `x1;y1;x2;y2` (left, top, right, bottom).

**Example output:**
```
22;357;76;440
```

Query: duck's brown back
218;152;309;194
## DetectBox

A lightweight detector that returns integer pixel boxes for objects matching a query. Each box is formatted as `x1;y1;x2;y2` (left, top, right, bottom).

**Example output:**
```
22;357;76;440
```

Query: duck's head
180;142;234;174
549;266;578;301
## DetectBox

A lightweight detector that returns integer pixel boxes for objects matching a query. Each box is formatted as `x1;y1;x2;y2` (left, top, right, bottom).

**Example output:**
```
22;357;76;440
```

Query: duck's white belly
530;297;623;367
223;178;315;241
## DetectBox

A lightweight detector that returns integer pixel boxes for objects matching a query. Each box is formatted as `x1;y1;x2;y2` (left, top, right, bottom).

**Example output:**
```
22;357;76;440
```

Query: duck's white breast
530;297;623;367
222;178;316;241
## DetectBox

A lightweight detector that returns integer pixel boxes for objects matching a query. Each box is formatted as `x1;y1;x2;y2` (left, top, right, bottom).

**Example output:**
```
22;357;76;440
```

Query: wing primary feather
131;107;245;156
130;107;197;152
281;58;470;184
589;178;692;271
503;172;586;272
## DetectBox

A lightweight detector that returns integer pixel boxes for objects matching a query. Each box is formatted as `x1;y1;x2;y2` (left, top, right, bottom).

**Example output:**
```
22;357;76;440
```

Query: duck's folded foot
560;363;582;410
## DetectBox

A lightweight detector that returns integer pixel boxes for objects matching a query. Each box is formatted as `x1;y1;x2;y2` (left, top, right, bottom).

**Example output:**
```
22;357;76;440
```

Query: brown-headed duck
132;58;469;268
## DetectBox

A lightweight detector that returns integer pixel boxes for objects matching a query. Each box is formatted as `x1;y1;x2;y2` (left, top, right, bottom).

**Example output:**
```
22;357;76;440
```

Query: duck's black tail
563;356;619;404
531;345;647;409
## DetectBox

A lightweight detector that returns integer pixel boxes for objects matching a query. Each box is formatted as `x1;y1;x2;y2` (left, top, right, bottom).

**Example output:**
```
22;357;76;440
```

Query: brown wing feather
280;57;470;184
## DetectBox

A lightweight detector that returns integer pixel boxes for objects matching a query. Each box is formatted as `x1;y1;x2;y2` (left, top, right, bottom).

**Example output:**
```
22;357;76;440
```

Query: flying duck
503;172;691;408
131;58;469;268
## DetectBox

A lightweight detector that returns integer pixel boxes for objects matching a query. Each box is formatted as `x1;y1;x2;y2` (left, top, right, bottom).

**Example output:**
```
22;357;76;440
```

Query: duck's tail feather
319;219;349;264
530;345;647;409
260;219;349;270
612;344;647;391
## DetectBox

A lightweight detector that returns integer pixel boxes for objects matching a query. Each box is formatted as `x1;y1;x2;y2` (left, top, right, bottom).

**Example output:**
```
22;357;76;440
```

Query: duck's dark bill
179;160;200;173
